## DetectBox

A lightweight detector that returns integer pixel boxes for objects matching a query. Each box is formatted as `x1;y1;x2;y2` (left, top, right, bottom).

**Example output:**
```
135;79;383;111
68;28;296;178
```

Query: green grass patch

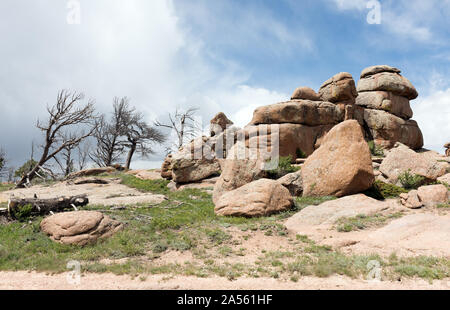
336;212;404;232
0;183;14;192
363;180;408;200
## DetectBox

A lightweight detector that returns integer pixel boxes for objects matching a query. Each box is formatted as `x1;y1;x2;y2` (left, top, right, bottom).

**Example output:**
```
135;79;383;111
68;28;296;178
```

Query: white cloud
0;0;290;167
412;88;450;153
332;0;367;11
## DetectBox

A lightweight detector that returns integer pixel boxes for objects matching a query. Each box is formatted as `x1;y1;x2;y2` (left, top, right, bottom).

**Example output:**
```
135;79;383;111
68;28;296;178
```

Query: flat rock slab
126;169;163;180
348;213;450;257
0;180;167;206
285;194;397;231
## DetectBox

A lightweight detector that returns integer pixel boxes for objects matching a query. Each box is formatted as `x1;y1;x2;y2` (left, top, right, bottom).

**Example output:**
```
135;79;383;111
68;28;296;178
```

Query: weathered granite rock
318;72;358;104
302;120;374;197
40;211;123;246
249;100;344;127
356;91;413;119
363;109;423;150
215;179;293;217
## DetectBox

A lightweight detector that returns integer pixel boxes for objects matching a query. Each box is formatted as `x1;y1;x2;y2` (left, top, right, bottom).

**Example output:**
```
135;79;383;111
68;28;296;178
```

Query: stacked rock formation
161;112;239;184
246;73;358;160
356;65;423;150
445;143;450;157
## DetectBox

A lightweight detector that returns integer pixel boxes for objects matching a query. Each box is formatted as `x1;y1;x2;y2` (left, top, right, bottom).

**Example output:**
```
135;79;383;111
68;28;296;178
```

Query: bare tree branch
16;90;98;188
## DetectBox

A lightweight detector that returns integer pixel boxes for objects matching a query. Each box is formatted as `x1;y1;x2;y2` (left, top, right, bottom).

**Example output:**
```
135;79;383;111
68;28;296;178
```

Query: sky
0;0;449;171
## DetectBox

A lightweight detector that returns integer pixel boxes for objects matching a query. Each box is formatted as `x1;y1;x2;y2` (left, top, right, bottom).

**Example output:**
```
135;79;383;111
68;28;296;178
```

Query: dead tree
77;140;91;171
8;195;89;219
16;90;97;188
156;107;200;151
0;147;6;178
89;98;128;167
117;98;166;169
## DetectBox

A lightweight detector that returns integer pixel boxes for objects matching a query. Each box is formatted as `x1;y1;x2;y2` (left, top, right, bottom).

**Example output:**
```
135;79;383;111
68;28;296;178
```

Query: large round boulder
357;71;418;100
318;72;358;104
40;211;123;246
291;86;321;101
362;109;423;150
301;120;374;197
215;179;293;217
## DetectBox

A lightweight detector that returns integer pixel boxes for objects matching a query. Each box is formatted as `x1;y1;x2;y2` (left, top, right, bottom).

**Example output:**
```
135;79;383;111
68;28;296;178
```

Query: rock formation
379;143;447;184
215;179;293;217
40;211;123;246
301;120;374;197
445;142;450;157
162;113;238;184
356;65;423;149
210;112;234;137
400;184;449;209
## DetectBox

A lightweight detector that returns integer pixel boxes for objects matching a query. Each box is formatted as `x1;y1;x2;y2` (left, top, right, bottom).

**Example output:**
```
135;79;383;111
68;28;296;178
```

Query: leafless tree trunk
116;97;166;169
16;90;97;188
0;147;6;178
89;98;128;167
155;107;200;151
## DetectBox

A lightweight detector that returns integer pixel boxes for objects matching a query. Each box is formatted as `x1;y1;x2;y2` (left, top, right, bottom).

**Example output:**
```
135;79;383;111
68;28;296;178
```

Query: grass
0;183;14;192
363;180;408;200
335;212;404;232
294;196;336;211
0;174;449;282
368;140;384;157
266;156;300;179
398;169;425;190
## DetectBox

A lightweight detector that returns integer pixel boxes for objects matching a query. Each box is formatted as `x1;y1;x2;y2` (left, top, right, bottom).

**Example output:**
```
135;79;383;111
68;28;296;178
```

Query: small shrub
11;204;33;222
398;169;425;189
368;141;384;157
296;148;307;159
363;180;407;200
267;155;300;179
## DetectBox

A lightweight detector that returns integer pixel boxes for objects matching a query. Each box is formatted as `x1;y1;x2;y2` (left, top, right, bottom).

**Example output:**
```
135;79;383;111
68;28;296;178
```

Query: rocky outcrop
212;142;267;204
244;123;334;160
445;142;450;157
379;143;447;184
400;184;449;209
66;167;116;179
215;179;293;217
362;109;423;149
318;72;358;105
302;120;374;197
357;65;418;100
356;65;423;150
210;112;234;137
249;100;344;127
40;211;123;246
161;155;173;180
277;171;303;196
170;136;221;184
291;86;320;101
169;121;239;184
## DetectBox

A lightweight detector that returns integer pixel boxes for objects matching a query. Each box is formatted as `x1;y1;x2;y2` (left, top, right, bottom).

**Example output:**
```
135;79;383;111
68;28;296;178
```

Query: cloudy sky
1;0;449;170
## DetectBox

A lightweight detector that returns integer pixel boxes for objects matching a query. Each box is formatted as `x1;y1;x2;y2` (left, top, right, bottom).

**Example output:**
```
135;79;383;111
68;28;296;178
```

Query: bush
363;180;408;200
267;156;300;179
368;141;384;157
11;204;33;222
398;169;425;189
296;148;307;159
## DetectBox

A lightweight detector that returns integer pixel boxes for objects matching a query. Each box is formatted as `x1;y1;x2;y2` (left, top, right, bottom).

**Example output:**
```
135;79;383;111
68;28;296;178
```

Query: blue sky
0;0;449;169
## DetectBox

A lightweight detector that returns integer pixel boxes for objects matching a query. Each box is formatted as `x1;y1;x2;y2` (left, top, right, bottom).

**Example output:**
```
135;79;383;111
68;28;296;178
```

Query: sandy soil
0;271;448;290
0;177;167;206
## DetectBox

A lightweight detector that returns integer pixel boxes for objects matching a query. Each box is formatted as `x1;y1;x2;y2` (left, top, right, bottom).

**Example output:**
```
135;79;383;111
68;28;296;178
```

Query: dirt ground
0;271;448;290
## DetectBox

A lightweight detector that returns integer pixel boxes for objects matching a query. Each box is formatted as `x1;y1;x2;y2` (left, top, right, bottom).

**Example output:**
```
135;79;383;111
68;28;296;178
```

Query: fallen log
8;195;89;219
73;178;109;185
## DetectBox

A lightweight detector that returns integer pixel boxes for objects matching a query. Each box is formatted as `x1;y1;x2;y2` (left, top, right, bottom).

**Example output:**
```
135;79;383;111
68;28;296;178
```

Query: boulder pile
355;65;423;150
